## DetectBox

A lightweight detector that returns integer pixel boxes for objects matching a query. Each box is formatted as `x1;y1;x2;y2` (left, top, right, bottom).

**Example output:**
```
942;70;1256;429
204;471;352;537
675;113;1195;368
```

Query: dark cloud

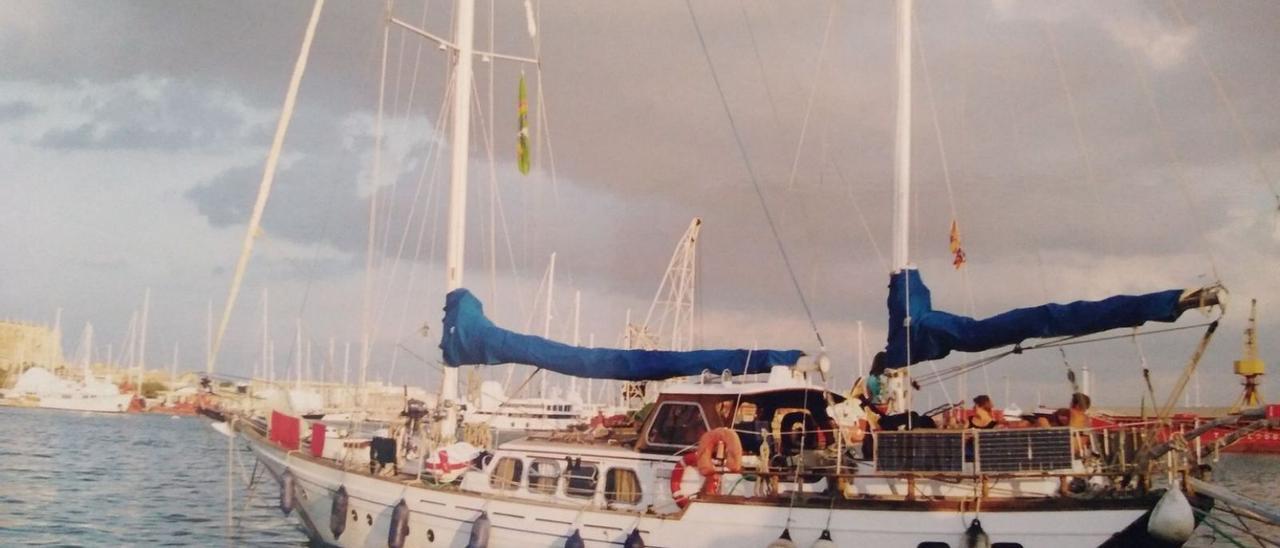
34;79;256;151
0;100;37;122
0;1;387;111
184;149;367;255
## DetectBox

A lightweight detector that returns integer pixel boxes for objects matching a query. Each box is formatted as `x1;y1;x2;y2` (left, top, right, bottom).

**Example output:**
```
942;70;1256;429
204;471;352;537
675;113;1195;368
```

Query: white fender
1147;485;1195;543
767;529;797;548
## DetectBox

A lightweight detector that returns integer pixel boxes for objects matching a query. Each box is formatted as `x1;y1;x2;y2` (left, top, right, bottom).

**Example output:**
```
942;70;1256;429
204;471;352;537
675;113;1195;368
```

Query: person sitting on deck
1068;392;1092;428
1062;392;1094;457
865;352;888;405
967;394;999;429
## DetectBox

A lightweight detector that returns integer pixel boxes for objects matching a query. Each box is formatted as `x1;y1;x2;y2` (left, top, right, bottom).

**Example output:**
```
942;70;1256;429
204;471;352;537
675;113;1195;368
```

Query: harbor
4;0;1280;546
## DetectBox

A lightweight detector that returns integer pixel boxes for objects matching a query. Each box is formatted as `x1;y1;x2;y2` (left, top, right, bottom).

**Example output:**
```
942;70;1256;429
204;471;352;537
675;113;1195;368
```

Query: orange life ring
695;427;743;496
670;428;744;508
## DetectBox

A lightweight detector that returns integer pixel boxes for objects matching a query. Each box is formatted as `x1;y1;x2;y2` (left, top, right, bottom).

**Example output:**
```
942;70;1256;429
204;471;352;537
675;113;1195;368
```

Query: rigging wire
1125;21;1222;281
470;69;533;324
1164;0;1280;215
396;0;434;122
1033;249;1079;394
366;13;456;385
783;0;839;191
381;71;454;385
371;70;454;342
828;159;889;274
683;0;826;350
910;321;1216;388
357;0;393;407
736;0;785;137
914;8;990;400
1043;21;1122;278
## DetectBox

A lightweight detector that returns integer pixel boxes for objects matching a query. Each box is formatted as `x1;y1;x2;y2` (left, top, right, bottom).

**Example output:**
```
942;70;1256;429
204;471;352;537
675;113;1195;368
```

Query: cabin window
734;401;758;423
490;457;523;491
565;462;599;499
528;459;560;495
646;402;710;448
604;468;642;505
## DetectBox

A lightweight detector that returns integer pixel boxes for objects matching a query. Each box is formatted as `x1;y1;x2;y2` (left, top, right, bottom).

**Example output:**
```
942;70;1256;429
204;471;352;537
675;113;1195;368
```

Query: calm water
0;406;1275;547
0;406;307;546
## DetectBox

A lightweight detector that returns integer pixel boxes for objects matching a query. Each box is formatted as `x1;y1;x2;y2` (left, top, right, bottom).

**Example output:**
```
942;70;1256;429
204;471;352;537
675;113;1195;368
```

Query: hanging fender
388;499;411;548
623;528;645;548
279;470;295;516
963;518;991;548
564;528;586;548
329;486;348;540
466;511;491;548
1147;485;1195;543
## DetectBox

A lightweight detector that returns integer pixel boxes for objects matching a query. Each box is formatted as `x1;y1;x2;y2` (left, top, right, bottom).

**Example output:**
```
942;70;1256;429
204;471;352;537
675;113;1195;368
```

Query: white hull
246;433;1154;548
37;393;133;413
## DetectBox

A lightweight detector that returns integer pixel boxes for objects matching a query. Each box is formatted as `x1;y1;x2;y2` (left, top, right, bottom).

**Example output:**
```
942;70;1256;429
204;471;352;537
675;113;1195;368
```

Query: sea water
0;406;1275;547
0;406;305;546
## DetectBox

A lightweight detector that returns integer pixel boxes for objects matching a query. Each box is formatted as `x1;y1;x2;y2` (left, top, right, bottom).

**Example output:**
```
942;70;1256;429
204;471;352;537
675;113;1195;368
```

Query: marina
3;0;1280;546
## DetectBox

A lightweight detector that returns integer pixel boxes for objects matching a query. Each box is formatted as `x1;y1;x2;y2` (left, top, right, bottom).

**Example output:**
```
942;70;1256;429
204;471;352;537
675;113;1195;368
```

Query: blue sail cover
439;289;805;380
884;269;1185;368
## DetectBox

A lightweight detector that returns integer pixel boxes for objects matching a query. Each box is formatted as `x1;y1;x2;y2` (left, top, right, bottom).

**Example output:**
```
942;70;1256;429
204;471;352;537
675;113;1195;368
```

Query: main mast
888;0;913;416
440;0;477;441
891;0;913;273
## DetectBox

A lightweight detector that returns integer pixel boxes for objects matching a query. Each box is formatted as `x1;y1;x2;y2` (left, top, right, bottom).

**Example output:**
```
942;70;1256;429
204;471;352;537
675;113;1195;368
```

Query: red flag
949;219;967;270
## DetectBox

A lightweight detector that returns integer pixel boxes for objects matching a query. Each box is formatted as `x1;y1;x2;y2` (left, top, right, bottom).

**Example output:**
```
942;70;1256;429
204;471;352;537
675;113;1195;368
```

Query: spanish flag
517;73;530;175
949;219;966;269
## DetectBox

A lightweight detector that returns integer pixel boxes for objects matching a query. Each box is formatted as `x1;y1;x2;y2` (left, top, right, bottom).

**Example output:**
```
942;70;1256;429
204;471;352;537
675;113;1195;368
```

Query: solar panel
975;428;1073;472
875;431;964;472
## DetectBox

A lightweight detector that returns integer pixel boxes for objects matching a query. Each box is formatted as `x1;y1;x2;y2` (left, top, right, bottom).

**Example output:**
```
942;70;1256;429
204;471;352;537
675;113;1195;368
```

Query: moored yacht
241;355;1212;547
219;0;1245;545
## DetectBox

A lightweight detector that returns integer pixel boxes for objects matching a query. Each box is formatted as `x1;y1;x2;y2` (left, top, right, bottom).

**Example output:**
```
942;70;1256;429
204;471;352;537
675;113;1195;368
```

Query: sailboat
232;1;1240;546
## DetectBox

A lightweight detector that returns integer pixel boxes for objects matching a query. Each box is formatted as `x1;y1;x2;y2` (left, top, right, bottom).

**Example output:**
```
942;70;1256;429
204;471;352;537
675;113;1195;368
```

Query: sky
1;0;1278;411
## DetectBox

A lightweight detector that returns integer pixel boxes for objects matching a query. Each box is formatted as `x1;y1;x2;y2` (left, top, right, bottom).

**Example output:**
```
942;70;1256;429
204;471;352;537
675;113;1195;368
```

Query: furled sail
884;269;1197;368
440;289;804;380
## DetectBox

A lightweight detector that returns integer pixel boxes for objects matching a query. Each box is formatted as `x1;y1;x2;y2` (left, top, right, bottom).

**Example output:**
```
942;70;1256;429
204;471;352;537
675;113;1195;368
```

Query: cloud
1104;12;1197;70
987;1;1196;69
31;77;263;151
0;100;37;123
